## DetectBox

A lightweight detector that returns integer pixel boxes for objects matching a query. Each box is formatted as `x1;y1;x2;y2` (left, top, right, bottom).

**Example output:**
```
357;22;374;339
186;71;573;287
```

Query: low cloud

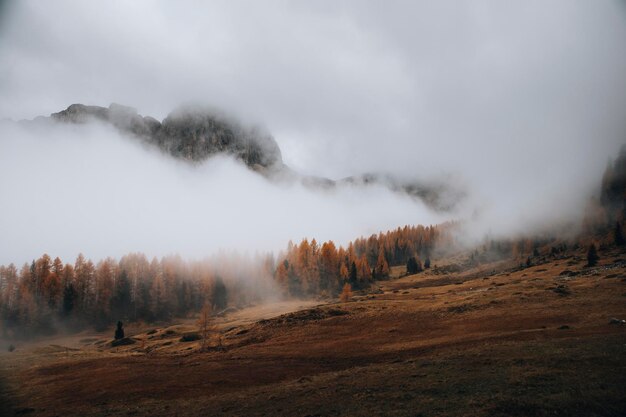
1;1;625;263
0;120;443;265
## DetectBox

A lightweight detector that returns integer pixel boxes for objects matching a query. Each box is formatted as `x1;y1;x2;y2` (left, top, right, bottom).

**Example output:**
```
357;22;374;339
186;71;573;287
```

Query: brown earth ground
0;247;625;416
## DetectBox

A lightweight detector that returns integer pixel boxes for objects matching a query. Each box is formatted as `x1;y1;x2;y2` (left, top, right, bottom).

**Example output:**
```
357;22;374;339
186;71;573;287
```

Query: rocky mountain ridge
50;103;283;171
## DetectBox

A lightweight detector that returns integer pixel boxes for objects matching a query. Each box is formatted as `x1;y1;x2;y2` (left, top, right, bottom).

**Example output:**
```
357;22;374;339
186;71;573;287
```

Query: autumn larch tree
319;241;339;294
375;248;390;279
274;260;289;294
197;303;215;351
339;263;349;288
339;283;352;303
43;271;61;310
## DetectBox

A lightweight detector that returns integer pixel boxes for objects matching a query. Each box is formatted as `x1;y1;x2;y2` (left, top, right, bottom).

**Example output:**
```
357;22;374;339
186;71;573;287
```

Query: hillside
2;2;624;416
1;244;624;416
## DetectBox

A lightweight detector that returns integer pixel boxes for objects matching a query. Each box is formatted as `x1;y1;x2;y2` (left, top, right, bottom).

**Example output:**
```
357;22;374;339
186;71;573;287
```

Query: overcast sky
1;1;626;264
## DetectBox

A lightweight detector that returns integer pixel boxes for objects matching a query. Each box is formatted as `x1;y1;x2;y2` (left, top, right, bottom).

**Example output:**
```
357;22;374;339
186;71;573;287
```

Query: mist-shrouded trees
0;222;451;338
111;270;131;320
197;303;216;351
357;255;372;284
211;277;228;312
600;148;626;224
0;251;272;338
275;223;450;295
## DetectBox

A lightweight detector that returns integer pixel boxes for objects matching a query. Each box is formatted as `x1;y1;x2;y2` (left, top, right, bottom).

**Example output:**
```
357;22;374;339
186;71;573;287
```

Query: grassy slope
0;247;625;416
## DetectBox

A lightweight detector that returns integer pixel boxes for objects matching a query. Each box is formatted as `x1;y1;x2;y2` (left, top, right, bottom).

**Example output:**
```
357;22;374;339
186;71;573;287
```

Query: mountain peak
51;103;283;170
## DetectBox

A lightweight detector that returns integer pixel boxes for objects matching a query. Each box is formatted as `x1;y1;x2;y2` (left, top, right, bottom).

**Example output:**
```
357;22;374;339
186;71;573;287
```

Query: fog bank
0;121;441;264
1;1;625;262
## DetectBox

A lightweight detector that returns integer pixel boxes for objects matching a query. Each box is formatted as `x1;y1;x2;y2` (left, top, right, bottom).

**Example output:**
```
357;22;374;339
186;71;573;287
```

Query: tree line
0;223;452;338
0;253;274;338
274;224;452;297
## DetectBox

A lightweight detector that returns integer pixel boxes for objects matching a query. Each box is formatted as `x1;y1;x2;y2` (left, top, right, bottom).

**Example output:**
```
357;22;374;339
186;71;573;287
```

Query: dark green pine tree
615;222;625;246
407;256;422;274
349;261;358;286
62;283;76;316
587;244;599;267
212;277;228;311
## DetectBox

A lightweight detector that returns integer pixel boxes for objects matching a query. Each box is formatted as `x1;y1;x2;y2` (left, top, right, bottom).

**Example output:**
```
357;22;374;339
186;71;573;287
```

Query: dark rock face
51;103;282;169
157;107;281;168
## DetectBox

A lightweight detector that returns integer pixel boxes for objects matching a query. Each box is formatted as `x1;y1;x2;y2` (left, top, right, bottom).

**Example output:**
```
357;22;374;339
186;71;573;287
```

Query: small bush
180;333;201;342
8;344;15;352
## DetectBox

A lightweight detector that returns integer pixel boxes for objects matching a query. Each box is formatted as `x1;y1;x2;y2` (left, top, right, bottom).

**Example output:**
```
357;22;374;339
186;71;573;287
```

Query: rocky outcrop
156;106;281;169
51;103;282;170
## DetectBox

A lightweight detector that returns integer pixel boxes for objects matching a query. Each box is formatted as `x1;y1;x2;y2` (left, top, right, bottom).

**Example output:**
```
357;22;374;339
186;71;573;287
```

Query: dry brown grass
1;247;625;416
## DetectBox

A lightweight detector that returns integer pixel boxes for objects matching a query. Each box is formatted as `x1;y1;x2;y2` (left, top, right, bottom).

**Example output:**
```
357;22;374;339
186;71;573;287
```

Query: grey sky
1;1;625;263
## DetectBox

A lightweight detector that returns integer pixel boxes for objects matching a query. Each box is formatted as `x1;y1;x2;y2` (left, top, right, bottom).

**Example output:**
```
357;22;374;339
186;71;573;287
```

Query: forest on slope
1;145;625;340
0;224;450;338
